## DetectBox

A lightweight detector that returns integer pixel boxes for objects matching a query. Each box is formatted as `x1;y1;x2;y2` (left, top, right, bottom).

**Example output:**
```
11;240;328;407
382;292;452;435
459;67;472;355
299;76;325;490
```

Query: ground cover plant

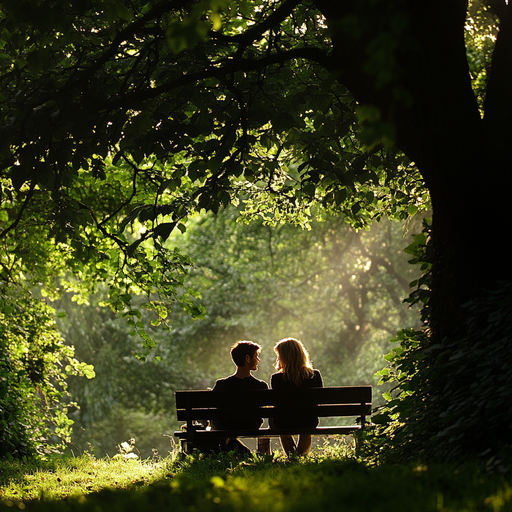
2;443;512;512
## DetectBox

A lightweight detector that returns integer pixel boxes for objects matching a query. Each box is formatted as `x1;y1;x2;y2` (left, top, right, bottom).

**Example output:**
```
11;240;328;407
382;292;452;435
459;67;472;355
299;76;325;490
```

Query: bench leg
181;439;194;455
280;435;297;455
355;432;364;456
297;435;312;455
257;437;271;455
279;435;312;456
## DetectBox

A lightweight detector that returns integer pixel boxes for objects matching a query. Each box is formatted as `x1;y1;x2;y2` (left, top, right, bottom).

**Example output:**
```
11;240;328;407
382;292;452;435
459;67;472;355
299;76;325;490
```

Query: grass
1;440;512;511
0;452;173;501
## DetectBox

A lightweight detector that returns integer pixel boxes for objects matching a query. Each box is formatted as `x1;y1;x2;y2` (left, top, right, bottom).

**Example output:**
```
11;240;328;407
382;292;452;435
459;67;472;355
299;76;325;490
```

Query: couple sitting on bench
212;337;323;456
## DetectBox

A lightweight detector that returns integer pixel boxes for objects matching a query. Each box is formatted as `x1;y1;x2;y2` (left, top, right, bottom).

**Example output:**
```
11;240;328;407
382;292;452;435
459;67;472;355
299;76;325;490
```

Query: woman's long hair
274;338;315;386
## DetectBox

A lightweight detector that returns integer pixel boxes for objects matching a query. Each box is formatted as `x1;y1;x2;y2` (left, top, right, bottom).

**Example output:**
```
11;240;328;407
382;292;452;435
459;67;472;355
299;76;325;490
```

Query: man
211;341;271;455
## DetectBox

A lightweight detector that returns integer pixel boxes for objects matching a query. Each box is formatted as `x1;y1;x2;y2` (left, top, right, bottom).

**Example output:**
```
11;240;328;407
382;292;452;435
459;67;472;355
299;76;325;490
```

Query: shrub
0;286;94;458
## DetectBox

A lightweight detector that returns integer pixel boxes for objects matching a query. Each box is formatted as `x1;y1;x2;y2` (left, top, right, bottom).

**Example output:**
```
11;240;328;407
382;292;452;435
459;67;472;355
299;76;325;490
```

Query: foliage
363;219;435;461
0;285;94;458
374;280;512;463
364;220;512;463
418;282;512;461
54;290;192;458
54;208;419;456
55;290;196;417
2;450;512;511
465;1;498;112
0;0;427;323
0;0;430;350
1;0;422;457
0;0;426;236
0;0;509;462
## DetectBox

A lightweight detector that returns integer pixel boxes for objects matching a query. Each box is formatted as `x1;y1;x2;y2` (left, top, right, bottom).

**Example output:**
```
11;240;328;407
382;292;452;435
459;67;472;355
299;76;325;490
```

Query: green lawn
1;443;511;512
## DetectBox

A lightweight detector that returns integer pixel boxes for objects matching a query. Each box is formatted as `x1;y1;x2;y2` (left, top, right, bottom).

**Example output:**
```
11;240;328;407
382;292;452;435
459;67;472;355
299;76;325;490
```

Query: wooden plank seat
174;386;372;452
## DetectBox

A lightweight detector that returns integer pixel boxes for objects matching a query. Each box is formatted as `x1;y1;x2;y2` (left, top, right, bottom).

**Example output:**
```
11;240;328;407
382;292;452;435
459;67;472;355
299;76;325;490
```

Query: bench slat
174;425;361;439
177;403;371;422
175;386;371;409
174;386;372;450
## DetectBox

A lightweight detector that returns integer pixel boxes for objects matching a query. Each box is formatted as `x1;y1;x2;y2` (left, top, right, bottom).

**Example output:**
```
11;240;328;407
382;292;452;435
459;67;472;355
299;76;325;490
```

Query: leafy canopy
0;0;427;337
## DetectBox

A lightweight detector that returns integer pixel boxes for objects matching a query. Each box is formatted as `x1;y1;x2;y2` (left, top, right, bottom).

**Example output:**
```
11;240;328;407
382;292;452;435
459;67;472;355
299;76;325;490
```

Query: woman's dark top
269;369;323;429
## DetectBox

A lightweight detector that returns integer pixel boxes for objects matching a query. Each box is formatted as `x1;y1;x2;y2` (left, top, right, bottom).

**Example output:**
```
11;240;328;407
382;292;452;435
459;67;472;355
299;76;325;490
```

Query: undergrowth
0;438;350;502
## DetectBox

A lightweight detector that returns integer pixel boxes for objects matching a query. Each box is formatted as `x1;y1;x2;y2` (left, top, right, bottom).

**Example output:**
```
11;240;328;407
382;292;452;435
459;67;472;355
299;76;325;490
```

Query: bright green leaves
0;0;428;284
95;237;204;358
67;361;96;380
465;1;498;112
363;219;432;458
402;220;432;319
0;0;433;459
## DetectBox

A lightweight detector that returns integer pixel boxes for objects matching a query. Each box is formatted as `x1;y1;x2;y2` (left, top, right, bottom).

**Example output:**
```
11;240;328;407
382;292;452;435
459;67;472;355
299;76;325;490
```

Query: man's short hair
231;341;261;367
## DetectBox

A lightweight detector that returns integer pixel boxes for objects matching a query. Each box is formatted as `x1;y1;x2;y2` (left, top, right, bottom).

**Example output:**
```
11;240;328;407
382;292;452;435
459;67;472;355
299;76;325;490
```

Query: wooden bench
174;386;372;453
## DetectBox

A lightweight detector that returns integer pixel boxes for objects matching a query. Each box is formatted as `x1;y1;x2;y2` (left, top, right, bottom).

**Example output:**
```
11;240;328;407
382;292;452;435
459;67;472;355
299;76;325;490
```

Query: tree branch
0;181;36;241
354;235;410;291
60;0;193;94
97;156;140;228
104;47;332;110
210;0;302;46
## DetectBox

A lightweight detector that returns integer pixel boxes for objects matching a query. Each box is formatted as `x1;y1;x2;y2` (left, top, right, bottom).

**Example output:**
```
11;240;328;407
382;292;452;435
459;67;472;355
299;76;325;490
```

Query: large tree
315;0;506;341
0;0;508;458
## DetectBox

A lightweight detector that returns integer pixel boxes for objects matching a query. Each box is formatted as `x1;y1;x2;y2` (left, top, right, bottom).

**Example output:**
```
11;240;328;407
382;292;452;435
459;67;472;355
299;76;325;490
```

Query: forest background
57;209;423;458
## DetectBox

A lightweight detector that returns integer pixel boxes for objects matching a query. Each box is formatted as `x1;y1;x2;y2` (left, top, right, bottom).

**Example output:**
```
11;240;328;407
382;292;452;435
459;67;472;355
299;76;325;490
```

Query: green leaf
335;189;347;205
154;222;177;241
408;204;418;216
127;239;144;257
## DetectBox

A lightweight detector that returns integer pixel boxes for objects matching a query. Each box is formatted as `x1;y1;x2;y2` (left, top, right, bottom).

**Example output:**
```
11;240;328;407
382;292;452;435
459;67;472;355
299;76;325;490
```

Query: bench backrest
175;386;372;426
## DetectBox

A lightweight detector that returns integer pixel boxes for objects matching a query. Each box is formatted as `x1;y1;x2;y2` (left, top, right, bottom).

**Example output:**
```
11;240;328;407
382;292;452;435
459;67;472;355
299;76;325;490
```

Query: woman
270;337;323;455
